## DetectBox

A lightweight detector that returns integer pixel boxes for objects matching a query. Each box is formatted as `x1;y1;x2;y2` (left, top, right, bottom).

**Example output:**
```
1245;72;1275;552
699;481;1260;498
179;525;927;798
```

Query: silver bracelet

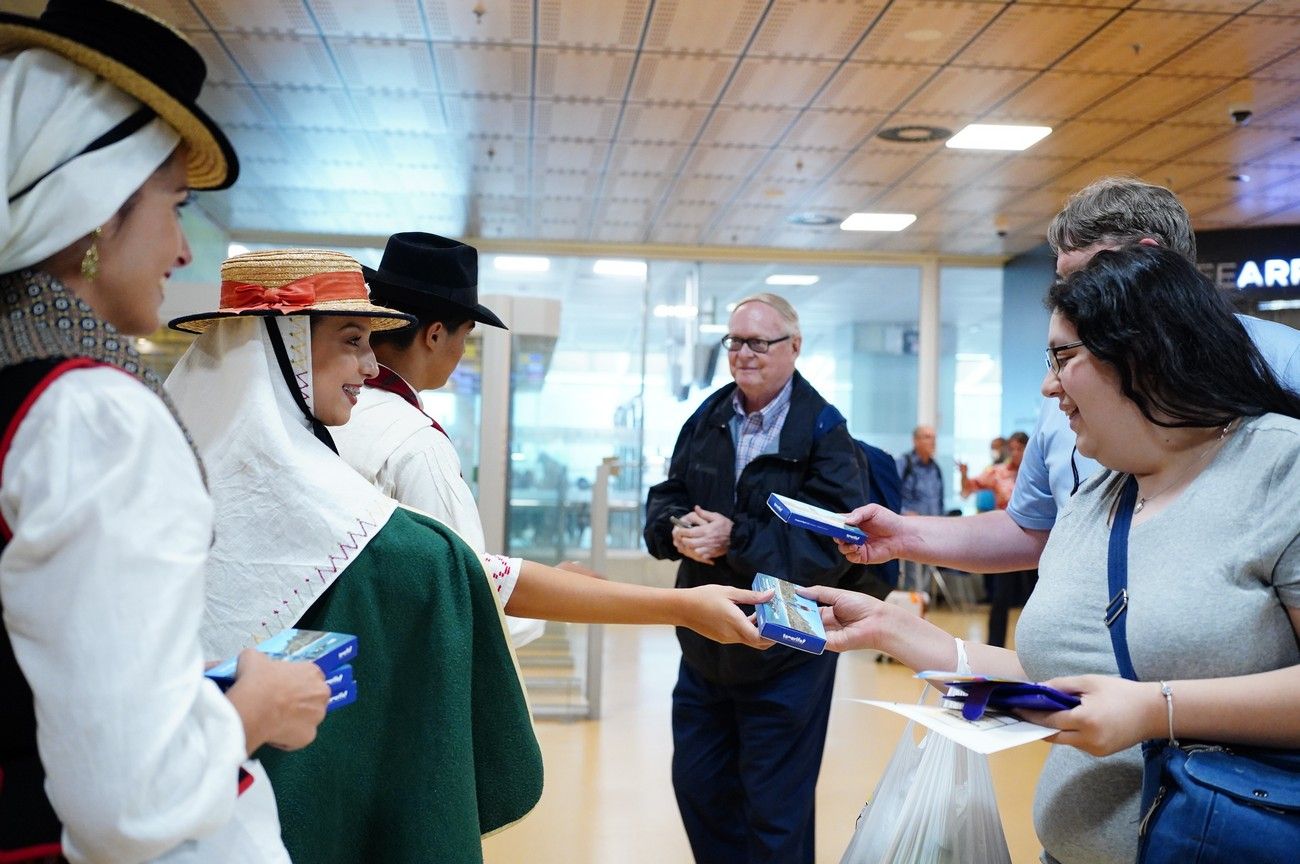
1159;680;1179;746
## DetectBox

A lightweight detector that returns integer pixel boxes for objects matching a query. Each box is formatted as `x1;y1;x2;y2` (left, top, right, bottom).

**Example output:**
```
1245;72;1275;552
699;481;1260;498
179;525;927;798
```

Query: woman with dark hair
804;244;1300;864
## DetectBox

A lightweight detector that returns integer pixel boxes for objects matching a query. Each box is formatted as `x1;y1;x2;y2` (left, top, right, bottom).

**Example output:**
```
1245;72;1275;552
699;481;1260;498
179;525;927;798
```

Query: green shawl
259;507;543;862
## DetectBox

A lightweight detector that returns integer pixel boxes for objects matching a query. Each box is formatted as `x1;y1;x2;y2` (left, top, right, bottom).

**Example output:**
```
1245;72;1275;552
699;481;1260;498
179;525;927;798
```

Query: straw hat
0;0;238;190
169;249;416;334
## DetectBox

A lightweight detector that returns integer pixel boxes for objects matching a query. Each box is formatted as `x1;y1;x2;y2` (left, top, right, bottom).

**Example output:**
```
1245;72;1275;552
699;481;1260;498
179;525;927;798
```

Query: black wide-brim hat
363;232;508;330
0;0;238;190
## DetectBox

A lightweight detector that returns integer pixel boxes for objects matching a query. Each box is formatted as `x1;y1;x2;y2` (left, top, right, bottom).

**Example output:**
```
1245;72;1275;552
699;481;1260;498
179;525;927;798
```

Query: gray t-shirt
1017;413;1300;864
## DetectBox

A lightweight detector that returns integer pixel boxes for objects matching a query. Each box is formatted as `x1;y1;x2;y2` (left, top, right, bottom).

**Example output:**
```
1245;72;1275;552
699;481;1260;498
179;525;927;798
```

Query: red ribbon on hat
219;271;367;312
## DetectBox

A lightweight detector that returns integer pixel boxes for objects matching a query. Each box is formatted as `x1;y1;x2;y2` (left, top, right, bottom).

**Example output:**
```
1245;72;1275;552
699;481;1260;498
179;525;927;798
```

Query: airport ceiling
20;0;1300;259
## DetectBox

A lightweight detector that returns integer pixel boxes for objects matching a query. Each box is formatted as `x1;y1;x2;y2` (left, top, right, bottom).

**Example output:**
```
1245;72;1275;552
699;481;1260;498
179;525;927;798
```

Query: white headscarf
0;48;179;273
165;316;397;659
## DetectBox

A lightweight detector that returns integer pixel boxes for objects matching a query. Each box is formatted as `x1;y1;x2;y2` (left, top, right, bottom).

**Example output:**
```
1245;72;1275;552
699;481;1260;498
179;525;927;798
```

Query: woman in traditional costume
0;3;330;863
164;247;771;863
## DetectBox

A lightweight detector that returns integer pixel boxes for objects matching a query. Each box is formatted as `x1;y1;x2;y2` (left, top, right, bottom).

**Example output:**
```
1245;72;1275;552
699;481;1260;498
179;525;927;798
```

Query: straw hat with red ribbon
170;248;416;334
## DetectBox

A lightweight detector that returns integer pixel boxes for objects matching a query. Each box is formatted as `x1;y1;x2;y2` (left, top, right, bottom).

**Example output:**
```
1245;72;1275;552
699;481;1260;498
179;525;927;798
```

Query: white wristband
953;637;972;675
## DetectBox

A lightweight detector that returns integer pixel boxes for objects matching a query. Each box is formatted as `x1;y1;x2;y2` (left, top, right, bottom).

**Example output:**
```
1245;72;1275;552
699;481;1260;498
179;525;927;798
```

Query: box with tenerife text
752;573;826;655
202;626;358;696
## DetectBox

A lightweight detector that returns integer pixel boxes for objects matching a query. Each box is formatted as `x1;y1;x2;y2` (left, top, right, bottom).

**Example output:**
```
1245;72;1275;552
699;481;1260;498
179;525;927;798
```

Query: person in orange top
960;430;1028;510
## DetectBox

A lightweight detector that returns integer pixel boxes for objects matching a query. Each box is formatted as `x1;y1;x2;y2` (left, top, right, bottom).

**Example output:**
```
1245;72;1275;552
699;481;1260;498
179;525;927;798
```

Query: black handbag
1106;476;1300;863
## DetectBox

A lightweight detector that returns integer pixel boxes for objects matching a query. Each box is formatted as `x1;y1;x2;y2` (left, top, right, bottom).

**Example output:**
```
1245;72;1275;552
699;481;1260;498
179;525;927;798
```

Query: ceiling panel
721;58;839;108
540;48;634;100
1055;10;1230;74
953;4;1117;70
604;173;671;200
197;83;275;126
331;38;438;91
619;103;712;144
643;0;767;55
433;44;531;96
312;0;426;38
1025;119;1136;160
606;142;686;175
1135;0;1255;11
223;33;340;88
1160;15;1300;78
829;145;932;186
535;99;621;140
259;86;360;130
1106;123;1225;165
814;62;937;113
854;1;1001;65
782;109;885;151
1080;74;1233;123
538;0;649;49
903;151;1007;188
988;70;1130;124
629;52;734;104
1178;126;1300;166
443;95;527;138
191;0;314;33
749;0;887;61
679;145;768;179
424;0;532;44
903;66;1037;117
700;107;800;147
968;155;1078;190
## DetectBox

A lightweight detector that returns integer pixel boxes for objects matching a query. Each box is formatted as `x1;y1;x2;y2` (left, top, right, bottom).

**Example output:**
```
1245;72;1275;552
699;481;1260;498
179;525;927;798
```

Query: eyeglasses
1044;340;1086;375
721;334;791;354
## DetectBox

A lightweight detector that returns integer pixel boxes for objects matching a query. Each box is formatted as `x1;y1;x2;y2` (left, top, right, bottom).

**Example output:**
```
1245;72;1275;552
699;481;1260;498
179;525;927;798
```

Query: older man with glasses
645;292;868;864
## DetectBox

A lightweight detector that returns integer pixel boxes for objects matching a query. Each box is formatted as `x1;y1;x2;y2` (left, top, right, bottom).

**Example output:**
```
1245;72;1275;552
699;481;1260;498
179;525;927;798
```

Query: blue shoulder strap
812;403;845;442
1106;475;1140;681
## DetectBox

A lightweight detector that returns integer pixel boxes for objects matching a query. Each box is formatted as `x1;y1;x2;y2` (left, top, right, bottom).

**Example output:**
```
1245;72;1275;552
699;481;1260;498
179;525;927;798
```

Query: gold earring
80;227;102;282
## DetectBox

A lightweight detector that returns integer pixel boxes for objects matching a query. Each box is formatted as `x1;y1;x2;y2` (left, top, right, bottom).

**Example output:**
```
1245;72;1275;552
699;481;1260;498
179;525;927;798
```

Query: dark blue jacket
644;372;868;685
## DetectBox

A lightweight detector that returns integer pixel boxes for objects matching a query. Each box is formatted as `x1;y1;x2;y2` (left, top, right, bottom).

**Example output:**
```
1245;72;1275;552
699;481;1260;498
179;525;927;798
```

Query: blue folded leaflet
916;672;1080;721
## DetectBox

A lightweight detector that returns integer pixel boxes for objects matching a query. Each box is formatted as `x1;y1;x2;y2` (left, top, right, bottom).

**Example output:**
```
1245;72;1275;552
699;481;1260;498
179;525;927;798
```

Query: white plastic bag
840;695;1012;864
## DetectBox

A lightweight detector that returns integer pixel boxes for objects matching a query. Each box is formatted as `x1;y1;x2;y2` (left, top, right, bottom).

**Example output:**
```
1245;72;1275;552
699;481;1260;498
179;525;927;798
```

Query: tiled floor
484;608;1047;863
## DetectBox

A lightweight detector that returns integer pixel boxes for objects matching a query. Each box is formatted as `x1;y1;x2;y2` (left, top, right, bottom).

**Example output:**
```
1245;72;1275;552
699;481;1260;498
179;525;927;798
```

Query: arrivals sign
1198;258;1300;292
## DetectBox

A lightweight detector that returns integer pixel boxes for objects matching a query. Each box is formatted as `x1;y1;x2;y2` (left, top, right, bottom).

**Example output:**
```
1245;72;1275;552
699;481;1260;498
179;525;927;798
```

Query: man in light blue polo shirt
844;176;1300;572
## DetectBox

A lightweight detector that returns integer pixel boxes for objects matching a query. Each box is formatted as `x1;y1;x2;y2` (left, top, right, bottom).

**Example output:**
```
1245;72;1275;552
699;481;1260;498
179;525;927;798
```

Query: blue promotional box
752;573;827;655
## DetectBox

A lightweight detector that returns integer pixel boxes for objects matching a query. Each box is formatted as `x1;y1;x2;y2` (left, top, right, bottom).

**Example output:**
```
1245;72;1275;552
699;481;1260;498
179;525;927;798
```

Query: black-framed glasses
721;334;791;354
1044;340;1085;375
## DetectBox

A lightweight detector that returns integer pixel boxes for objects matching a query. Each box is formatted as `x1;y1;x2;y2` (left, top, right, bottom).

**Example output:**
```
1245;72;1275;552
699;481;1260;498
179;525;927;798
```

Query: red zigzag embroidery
314;517;379;582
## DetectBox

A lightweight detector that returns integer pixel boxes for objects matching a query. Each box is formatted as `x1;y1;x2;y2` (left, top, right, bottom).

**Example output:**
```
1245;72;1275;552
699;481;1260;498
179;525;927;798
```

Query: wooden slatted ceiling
28;0;1297;256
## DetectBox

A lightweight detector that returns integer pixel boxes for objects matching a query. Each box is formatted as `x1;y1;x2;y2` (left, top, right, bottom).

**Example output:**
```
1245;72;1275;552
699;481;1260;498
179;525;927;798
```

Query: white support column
917;258;941;427
478;307;513;553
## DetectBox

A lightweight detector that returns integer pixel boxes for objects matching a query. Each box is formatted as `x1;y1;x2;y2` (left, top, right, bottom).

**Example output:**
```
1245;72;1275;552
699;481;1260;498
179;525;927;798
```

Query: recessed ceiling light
946;123;1052;151
903;28;944;42
653;304;698;319
1259;299;1300;311
765;274;819;286
878;125;951;144
593;259;646;278
788;211;839;226
227;242;250;257
841;212;917;232
493;255;550;272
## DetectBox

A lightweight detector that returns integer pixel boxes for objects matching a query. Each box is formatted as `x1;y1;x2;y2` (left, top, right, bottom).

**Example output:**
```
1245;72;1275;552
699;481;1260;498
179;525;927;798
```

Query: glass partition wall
146;244;1003;719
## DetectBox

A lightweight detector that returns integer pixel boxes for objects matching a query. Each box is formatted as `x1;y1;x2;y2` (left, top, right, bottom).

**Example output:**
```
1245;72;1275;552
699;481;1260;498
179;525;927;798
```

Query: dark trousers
671;653;839;864
986;569;1038;648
